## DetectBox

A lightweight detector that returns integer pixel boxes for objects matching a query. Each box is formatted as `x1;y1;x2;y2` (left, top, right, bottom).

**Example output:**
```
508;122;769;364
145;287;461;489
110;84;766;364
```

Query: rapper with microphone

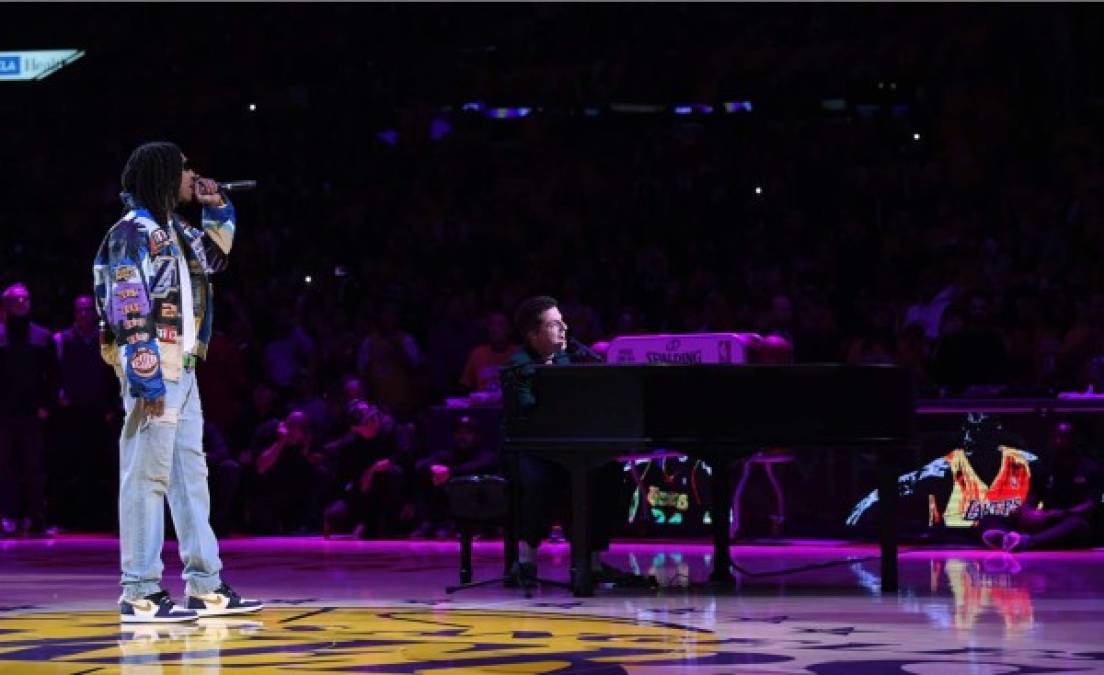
499;296;654;589
92;142;262;623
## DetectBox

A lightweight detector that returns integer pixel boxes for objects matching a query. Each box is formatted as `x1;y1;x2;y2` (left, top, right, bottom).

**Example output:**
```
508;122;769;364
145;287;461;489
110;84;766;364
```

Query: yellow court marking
0;607;775;673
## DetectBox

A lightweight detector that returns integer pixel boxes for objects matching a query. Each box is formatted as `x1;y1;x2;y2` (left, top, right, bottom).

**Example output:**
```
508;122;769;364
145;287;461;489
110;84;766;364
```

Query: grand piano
502;360;916;596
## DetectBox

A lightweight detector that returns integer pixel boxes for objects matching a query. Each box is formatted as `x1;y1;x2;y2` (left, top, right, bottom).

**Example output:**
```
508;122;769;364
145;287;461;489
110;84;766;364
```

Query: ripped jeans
118;368;223;600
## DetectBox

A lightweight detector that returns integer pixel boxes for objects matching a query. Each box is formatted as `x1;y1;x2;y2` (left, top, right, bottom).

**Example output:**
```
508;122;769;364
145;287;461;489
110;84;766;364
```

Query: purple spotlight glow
674;104;714;115
376;129;398;146
429;116;452;141
485;107;532;119
722;100;753;113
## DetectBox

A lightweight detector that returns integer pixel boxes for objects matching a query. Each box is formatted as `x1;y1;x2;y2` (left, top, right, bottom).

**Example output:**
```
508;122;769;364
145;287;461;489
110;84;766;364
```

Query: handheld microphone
567;336;605;363
215;180;257;192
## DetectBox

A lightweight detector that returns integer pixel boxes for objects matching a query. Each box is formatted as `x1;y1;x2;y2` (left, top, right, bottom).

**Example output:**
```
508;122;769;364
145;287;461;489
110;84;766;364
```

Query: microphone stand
567;337;604;363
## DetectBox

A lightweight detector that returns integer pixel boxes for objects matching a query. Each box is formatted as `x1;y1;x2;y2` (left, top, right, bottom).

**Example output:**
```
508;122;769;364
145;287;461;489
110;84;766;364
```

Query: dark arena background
2;3;1104;673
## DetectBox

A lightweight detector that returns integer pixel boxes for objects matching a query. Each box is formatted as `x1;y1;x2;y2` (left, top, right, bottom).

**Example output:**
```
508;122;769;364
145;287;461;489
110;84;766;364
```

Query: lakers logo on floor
2;606;1095;672
0;607;787;672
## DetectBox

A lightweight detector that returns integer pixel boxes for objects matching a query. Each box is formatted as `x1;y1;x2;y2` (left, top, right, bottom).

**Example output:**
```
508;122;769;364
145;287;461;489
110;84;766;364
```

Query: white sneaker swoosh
198;594;230;610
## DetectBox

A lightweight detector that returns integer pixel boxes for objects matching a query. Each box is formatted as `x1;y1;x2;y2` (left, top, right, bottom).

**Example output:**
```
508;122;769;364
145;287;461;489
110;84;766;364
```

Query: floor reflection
117;619;264;673
930;556;1039;634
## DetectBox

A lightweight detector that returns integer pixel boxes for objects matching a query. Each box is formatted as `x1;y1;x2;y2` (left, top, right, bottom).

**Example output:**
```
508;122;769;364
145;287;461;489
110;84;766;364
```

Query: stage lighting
674;104;713;115
486;107;531;119
722;101;753;113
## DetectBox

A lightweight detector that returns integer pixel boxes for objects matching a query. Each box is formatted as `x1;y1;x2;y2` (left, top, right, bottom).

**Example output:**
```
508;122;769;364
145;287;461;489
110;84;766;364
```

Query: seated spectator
410;414;499;540
903;270;957;341
198;325;250;450
981;421;1102;551
323;399;416;538
762;293;795;342
932;293;1010;393
896;322;934;391
264;314;317;399
321;373;369;438
559;279;604;346
459;312;517;392
427;293;483;399
0;282;58;537
232;381;285;452
50;293;118;532
289;370;330;437
204;421;240;537
357;301;425;420
248;410;329;534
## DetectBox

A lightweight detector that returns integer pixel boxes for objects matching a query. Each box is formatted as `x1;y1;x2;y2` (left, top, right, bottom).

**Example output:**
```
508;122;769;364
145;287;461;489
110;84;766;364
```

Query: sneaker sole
192;604;264;617
120;613;198;623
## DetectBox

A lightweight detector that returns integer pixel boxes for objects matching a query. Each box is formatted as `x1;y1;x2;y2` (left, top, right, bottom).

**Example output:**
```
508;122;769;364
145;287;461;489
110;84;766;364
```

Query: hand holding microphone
195;178;257;206
193;177;226;207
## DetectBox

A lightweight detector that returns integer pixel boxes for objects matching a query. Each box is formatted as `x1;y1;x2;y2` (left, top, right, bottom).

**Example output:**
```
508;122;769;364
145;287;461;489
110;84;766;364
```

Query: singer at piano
500;296;654;589
93;142;262;623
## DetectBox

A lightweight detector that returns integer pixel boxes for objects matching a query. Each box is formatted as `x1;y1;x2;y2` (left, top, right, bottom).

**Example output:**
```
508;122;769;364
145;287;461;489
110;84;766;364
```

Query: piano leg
571;464;594;597
504;460;519;576
878;453;899;594
709;455;736;585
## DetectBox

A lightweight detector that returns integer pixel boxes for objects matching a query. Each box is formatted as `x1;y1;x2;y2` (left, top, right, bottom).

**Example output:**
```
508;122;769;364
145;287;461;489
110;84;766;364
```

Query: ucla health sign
0;50;84;81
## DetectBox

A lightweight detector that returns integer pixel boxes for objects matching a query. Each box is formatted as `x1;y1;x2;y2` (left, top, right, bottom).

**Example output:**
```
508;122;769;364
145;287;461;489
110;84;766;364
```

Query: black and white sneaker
187;583;264;616
120;590;198;623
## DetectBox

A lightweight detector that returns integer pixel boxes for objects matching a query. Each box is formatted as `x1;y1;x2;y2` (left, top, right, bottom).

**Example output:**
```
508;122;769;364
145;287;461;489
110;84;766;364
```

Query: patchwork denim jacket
92;193;236;400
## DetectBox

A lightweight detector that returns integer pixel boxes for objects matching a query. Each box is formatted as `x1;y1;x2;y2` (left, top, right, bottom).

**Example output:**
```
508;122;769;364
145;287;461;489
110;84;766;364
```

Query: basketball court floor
2;536;1102;673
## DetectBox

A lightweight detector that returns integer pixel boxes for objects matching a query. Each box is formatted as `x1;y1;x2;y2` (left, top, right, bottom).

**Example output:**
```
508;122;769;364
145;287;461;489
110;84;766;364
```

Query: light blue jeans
118;368;223;600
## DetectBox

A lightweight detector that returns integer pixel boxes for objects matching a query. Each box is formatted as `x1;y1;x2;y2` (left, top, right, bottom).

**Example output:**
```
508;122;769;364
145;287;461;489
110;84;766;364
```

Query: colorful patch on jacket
126;331;150;345
149;228;171;256
109;282;150;324
129;346;160;378
156;324;178;344
114;265;139;282
149;256;179;299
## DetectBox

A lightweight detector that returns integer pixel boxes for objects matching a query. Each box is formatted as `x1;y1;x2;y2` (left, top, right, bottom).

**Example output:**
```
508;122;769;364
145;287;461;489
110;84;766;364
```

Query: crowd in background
2;4;1104;537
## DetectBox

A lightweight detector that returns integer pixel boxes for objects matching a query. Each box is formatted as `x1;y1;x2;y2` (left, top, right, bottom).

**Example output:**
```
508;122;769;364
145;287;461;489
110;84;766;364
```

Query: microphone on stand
215;180;258;192
566;336;605;363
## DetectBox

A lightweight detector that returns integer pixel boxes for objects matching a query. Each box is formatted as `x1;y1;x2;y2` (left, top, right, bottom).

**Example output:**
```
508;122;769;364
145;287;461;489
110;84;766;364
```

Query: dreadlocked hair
120;141;183;226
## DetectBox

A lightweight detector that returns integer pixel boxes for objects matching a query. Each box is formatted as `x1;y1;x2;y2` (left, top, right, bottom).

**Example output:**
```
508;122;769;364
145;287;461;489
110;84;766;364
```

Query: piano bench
444;475;512;585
